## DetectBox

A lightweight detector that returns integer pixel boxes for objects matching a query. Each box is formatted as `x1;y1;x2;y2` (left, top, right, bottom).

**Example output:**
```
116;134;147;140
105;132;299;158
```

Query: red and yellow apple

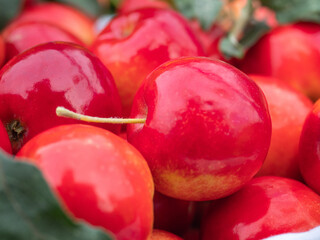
91;8;205;116
250;75;313;179
13;2;95;45
127;57;271;201
16;124;154;240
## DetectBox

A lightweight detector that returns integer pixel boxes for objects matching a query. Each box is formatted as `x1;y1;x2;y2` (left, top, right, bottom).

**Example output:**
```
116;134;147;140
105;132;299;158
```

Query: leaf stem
56;107;146;124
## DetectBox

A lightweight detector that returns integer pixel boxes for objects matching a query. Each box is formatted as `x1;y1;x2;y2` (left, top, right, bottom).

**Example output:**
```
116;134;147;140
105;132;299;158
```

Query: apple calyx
6;120;26;151
56;106;146;124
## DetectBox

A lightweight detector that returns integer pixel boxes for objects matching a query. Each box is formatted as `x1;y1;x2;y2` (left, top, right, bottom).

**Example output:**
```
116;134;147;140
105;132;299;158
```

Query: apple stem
56;107;146;124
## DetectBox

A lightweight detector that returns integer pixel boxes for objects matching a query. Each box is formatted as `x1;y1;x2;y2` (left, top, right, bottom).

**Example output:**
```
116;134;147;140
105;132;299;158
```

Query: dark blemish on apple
6;120;26;152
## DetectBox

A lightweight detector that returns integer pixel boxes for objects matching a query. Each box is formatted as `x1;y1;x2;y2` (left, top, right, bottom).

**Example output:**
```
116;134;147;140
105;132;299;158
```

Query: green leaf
0;151;113;240
172;0;223;30
0;0;23;30
219;0;270;59
220;21;270;59
261;0;320;24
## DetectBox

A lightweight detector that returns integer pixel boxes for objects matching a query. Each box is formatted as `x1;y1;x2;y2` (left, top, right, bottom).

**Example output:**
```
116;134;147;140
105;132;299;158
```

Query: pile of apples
1;0;320;239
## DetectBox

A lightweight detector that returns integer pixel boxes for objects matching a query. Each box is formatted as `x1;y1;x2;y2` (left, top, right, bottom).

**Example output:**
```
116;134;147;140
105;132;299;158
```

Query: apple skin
2;21;84;62
22;0;38;9
150;230;183;240
16;124;154;240
13;3;95;45
118;0;170;13
250;75;313;179
299;99;320;195
91;8;205;117
153;191;195;235
127;57;271;201
0;35;4;68
238;22;320;101
0;121;12;154
0;41;122;153
188;20;226;61
201;176;320;240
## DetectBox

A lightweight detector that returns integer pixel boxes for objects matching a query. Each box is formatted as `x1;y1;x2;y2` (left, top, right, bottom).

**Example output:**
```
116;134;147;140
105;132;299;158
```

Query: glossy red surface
153;191;195;235
91;8;205;116
238;22;320;101
3;21;84;61
250;75;313;179
150;230;183;240
14;3;95;45
0;121;12;154
201;176;320;240
0;42;121;153
299;100;320;195
127;57;271;201
16;124;154;240
118;0;170;13
0;35;4;68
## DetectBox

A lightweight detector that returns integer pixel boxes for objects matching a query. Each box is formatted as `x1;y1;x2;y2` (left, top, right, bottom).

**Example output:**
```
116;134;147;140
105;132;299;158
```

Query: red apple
150;230;182;240
16;124;154;240
22;0;39;9
201;176;320;240
153;191;195;235
13;3;95;45
127;57;271;201
299;99;320;195
188;20;226;61
91;8;205;116
118;0;171;13
250;75;313;179
2;21;84;61
238;22;320;101
0;35;4;68
0;42;121;153
0;121;12;154
205;24;227;60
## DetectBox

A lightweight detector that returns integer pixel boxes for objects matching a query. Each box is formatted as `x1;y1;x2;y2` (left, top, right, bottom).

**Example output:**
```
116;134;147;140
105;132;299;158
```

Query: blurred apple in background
299;99;320;195
250;75;313;179
91;8;205;117
238;22;320;101
13;2;95;45
118;0;171;13
2;21;84;62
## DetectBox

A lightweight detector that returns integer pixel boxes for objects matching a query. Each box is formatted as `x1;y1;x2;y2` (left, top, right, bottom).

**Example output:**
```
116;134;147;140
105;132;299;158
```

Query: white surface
263;226;320;240
94;14;115;34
